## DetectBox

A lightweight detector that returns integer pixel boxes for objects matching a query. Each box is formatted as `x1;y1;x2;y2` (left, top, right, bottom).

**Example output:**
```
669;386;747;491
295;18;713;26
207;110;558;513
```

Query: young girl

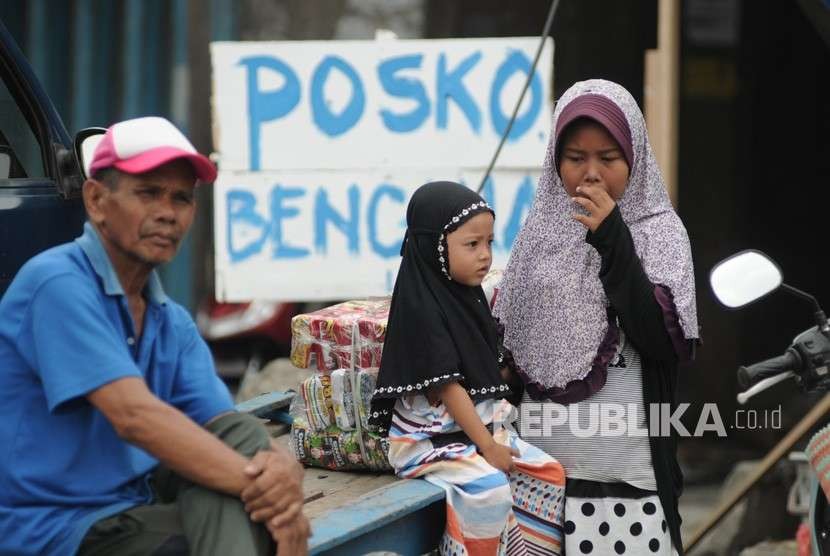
370;181;566;556
495;80;699;555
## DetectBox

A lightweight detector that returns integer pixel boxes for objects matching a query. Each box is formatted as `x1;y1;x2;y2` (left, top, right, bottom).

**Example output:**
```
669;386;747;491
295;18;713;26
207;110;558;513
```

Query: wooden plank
644;0;680;205
235;391;295;422
313;500;444;555
269;430;400;517
302;470;399;519
241;392;448;553
264;422;290;437
308;479;445;555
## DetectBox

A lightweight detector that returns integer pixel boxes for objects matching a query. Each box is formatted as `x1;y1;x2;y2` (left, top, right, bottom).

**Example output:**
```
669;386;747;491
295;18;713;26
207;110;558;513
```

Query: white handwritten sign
211;38;553;301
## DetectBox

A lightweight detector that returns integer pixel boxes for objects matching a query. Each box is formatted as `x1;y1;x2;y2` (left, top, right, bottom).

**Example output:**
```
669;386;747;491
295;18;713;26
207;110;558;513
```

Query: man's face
84;160;197;268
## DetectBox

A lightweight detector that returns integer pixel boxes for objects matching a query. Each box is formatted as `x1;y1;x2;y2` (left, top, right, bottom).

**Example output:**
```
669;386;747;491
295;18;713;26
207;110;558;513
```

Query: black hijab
369;181;510;433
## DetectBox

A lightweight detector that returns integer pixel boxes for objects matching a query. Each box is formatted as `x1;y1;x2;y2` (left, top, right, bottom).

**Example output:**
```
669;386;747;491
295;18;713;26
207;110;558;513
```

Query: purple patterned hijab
494;79;698;399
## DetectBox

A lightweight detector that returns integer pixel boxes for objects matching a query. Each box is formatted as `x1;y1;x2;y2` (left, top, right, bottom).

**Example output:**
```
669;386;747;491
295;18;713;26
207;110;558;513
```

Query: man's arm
88;376;252;495
23;265;306;548
89;375;308;546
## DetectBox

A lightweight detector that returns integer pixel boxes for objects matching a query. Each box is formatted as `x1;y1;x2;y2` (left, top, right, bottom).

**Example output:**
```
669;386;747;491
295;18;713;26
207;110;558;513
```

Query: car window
0;63;46;180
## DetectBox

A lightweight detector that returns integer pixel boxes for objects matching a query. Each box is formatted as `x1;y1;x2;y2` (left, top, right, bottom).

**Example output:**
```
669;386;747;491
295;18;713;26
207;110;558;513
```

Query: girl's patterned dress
388;396;566;555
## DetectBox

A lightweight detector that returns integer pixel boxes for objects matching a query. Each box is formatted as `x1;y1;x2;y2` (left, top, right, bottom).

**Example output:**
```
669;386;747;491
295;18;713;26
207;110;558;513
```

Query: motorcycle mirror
710;250;783;309
74;127;107;180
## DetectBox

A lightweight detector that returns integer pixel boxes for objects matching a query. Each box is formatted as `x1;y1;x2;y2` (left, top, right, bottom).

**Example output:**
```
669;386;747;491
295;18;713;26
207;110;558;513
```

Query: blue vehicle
0;20;95;295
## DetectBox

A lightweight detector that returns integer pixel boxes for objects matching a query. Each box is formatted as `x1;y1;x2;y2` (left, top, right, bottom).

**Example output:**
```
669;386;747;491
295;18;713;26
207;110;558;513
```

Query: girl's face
559;119;630;201
446;211;494;286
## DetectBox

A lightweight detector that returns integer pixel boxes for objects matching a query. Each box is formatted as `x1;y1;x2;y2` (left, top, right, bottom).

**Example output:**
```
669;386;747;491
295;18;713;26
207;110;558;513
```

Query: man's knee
205;412;271;457
151;534;189;556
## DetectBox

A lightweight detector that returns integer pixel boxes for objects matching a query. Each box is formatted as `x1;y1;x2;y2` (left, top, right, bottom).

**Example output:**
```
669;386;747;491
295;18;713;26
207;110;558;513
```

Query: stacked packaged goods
290;299;389;372
287;273;504;471
289;299;392;472
289;368;391;472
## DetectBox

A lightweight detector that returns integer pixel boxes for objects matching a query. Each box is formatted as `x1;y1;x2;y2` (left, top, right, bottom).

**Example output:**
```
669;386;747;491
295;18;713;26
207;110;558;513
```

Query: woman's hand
572;184;616;232
480;440;519;474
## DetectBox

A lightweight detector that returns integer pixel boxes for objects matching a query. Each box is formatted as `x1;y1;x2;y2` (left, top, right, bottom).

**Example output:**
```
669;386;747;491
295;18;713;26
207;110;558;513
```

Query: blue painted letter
238;56;301;171
489;51;542;141
314;185;360;254
377;54;430;133
503;175;534;248
226;190;269;263
478;175;499;249
311;56;365;137
436;51;482;133
269;186;310;259
368;184;406;258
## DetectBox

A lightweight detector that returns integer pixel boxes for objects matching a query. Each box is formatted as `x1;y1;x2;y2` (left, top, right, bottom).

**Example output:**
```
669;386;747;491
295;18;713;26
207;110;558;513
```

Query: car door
0;20;86;296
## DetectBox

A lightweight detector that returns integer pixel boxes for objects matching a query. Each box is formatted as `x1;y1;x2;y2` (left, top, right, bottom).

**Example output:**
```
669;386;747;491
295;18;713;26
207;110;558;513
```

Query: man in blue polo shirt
0;117;308;555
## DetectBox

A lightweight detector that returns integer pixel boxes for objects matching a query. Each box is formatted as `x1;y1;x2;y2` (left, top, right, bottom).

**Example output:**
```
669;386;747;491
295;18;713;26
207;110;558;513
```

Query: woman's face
558;119;630;201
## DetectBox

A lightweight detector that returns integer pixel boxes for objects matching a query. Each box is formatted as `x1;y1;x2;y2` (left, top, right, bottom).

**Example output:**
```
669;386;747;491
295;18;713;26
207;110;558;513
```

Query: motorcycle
686;250;830;554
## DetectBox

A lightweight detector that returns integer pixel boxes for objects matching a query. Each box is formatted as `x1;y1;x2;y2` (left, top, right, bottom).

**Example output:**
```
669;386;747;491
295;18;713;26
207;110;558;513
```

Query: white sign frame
211;37;553;301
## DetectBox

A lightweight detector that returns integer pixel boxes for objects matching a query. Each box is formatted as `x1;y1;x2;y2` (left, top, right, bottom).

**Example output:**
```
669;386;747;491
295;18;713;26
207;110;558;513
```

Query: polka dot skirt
562;493;676;555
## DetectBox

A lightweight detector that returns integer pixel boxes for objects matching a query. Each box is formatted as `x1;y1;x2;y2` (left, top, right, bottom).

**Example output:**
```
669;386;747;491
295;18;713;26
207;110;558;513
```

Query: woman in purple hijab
495;79;699;555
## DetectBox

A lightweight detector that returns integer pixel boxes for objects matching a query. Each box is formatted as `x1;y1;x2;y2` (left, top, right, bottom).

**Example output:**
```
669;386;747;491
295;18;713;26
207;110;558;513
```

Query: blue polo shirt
0;223;234;555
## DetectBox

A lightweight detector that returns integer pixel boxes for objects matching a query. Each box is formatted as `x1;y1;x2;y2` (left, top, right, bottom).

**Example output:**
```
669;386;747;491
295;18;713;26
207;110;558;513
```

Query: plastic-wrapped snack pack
289;367;390;471
291;419;391;472
330;369;356;430
298;375;334;431
290;299;390;371
354;367;377;430
291;368;378;433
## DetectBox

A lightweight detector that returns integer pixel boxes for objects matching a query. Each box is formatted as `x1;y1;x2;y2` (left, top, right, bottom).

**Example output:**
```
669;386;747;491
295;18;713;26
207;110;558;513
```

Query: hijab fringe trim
516;321;620;404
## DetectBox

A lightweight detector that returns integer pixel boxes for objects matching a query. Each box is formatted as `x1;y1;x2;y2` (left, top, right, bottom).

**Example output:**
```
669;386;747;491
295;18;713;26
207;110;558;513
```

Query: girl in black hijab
370;181;566;555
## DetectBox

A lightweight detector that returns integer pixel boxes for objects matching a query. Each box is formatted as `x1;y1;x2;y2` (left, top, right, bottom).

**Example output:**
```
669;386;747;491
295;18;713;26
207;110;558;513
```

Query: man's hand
571;184;616;232
241;442;305;528
269;513;311;556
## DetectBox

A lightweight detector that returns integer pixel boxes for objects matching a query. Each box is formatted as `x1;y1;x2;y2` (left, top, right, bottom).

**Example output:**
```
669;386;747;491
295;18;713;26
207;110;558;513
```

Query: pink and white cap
88;116;217;183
